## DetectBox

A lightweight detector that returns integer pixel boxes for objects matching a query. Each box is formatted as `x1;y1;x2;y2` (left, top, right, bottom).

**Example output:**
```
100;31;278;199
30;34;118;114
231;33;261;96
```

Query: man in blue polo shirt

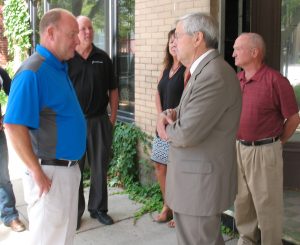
4;8;86;245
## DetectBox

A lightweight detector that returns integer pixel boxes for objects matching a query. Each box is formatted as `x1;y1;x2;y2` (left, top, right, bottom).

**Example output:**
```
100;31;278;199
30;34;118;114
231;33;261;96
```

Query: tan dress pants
23;164;81;245
174;212;224;245
235;140;283;245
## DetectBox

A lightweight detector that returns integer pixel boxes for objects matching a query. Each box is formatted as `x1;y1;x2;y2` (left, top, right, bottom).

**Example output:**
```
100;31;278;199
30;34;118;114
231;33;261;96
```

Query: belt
239;136;279;146
40;159;78;167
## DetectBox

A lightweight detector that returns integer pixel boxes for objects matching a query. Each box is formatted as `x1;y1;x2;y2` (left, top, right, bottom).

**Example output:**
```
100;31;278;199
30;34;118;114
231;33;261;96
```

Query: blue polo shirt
4;45;86;160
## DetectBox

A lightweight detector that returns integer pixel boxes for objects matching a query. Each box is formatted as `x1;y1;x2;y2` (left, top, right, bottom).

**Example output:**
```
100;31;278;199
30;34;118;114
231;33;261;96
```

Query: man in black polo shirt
68;15;118;229
0;66;26;232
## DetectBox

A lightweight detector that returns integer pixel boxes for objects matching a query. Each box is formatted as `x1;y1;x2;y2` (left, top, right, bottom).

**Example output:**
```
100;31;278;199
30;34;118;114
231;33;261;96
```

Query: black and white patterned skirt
150;135;169;165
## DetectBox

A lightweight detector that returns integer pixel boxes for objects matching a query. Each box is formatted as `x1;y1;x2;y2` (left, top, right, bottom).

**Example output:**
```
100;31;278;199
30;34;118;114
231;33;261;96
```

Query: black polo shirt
68;44;117;118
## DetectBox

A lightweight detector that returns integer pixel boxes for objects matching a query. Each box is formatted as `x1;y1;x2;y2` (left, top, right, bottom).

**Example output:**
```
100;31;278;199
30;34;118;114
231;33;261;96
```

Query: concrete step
222;191;300;245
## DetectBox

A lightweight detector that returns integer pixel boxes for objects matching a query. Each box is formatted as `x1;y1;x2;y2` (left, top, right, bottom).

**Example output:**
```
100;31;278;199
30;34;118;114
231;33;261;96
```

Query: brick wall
0;5;9;67
135;0;217;135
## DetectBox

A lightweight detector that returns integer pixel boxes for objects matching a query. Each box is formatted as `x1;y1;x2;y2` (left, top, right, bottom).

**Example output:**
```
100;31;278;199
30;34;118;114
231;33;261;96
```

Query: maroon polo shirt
237;64;298;141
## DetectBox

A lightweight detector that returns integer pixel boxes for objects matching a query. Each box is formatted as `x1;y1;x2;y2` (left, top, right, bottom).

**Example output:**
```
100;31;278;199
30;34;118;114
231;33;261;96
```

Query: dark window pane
117;0;135;117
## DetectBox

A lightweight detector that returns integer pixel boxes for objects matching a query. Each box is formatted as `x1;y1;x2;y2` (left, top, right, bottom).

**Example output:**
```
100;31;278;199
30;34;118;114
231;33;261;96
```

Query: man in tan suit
157;13;242;245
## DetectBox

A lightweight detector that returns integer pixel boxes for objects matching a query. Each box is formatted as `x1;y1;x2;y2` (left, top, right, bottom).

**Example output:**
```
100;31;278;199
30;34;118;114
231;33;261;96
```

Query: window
281;0;300;107
42;0;108;50
116;0;135;121
31;0;135;122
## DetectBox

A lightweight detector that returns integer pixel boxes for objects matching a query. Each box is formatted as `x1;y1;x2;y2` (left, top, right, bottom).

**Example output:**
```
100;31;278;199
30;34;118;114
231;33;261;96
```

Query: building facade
27;0;300;134
135;0;218;133
24;0;300;187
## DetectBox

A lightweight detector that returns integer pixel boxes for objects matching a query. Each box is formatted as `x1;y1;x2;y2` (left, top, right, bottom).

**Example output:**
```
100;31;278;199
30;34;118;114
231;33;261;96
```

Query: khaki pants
174;212;224;245
235;141;283;245
23;164;81;245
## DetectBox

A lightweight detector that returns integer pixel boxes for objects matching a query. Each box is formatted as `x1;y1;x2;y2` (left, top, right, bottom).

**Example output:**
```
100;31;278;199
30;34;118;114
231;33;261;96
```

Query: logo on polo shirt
92;60;103;64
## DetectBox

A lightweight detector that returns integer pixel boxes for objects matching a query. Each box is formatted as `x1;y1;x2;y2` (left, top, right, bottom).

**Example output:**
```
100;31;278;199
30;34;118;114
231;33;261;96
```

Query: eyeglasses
174;32;187;40
174;31;197;40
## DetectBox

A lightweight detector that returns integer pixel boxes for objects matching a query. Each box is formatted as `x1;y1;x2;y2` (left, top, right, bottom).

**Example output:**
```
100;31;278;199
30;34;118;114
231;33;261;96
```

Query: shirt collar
74;44;98;60
36;44;68;72
239;64;266;83
190;49;215;75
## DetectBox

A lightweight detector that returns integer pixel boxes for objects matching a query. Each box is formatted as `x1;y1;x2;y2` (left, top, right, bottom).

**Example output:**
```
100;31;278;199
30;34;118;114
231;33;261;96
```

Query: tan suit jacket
166;50;242;216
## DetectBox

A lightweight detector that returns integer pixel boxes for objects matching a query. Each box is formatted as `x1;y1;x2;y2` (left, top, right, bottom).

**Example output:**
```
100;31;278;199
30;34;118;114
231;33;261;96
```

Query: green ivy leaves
3;0;32;60
108;122;163;219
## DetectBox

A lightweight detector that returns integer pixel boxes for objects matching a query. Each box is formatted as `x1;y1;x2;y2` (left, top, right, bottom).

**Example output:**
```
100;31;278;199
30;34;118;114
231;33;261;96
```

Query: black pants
78;114;113;219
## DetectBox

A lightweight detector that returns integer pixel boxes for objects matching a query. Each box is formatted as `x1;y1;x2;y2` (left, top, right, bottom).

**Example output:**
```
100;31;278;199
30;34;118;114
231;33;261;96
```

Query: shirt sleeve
0;67;11;95
4;70;40;129
273;74;299;119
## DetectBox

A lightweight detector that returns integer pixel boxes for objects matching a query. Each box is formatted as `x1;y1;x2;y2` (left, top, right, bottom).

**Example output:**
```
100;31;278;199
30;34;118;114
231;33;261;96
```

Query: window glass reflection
281;0;300;106
117;0;135;118
46;0;106;50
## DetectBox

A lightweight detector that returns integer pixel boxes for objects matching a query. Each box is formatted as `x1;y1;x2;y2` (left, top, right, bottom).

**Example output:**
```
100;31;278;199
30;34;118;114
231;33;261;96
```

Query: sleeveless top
157;65;186;111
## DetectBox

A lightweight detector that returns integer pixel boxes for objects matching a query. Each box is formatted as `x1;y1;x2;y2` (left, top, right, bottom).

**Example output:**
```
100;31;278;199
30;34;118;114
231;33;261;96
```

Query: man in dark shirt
233;33;300;245
68;15;118;229
0;67;26;232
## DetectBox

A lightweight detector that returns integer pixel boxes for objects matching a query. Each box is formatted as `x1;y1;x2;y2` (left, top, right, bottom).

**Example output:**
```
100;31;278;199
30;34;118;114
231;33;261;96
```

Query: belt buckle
68;160;78;167
67;161;76;167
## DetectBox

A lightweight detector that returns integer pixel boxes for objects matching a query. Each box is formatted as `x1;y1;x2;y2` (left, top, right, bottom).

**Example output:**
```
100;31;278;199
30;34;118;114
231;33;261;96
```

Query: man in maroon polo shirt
232;32;300;245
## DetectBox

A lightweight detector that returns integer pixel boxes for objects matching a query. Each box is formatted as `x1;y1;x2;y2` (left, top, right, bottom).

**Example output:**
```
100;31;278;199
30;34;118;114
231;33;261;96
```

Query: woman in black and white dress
151;28;189;228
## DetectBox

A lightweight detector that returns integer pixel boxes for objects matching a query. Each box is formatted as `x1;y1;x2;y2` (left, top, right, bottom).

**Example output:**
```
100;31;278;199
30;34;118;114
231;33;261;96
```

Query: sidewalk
0;159;238;245
0;179;238;245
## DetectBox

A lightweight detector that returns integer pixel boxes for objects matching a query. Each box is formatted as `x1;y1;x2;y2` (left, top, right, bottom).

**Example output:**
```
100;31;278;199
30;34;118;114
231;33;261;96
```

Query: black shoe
90;211;114;225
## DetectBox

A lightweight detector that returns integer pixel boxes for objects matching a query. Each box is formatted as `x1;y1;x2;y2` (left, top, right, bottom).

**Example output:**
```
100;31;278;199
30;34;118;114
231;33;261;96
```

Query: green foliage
108;122;149;188
221;223;238;238
47;0;105;30
0;90;7;106
108;122;162;218
221;224;232;235
126;182;163;221
83;122;161;218
3;0;32;61
4;61;15;78
281;0;300;28
293;84;300;107
82;167;91;188
118;0;135;39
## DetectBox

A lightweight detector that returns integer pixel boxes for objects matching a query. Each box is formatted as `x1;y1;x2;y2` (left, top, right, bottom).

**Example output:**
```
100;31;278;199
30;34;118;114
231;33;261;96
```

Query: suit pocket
179;161;212;174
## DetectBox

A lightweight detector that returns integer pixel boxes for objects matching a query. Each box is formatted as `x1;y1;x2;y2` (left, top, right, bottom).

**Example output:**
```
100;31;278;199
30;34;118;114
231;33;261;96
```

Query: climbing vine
3;0;32;61
108;122;163;219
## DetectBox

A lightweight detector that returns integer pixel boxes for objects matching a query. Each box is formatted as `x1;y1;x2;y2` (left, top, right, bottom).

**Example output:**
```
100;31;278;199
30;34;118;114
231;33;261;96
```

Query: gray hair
176;12;219;49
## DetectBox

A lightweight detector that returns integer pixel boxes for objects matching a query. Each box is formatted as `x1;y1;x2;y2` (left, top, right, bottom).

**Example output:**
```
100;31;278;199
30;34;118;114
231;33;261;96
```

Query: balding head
38;8;79;61
232;32;266;70
39;8;74;36
76;15;91;23
76;15;94;51
239;33;266;60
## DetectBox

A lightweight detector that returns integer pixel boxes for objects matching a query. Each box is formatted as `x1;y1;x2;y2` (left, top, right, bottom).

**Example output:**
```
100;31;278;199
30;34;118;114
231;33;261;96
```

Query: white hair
176;12;219;49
